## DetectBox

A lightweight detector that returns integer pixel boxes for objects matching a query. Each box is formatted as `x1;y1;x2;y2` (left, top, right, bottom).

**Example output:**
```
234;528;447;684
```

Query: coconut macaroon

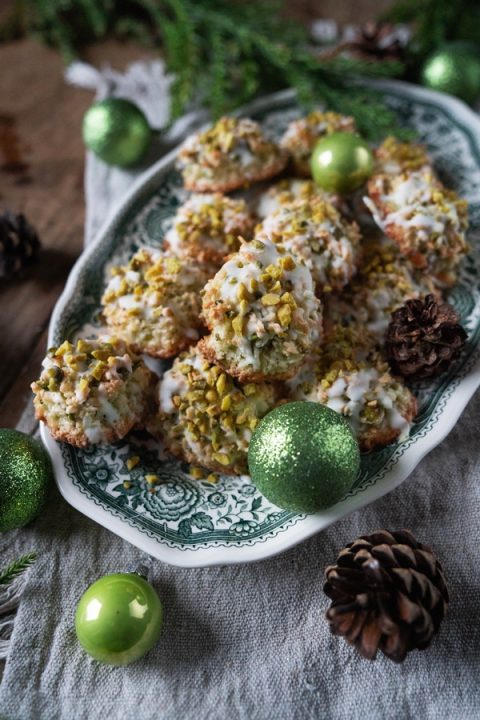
287;326;417;451
324;236;438;337
176;116;287;193
365;169;469;286
200;238;322;382
256;178;340;219
164;193;254;266
257;196;361;293
101;248;211;358
281;110;356;176
154;345;279;474
32;337;153;448
373;136;432;175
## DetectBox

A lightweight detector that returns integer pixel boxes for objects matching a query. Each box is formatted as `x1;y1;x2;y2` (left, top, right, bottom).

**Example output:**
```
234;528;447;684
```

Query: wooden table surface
0;1;393;429
0;39;157;428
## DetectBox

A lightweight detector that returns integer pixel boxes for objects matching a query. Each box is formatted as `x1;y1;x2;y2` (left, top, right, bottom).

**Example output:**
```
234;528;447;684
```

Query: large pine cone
385;294;467;380
0;210;40;279
324;529;449;663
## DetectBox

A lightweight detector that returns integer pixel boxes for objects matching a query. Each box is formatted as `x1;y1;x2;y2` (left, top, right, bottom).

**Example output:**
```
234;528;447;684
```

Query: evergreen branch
384;0;480;59
1;0;411;138
0;552;37;587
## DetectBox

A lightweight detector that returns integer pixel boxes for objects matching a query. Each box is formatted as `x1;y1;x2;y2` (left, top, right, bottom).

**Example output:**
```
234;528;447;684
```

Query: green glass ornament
311;131;374;194
248;402;360;513
75;572;163;666
421;43;480;105
0;429;52;532
82;98;152;167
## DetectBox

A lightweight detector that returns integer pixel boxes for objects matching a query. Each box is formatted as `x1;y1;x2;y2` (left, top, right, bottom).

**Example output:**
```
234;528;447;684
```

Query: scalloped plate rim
42;81;480;567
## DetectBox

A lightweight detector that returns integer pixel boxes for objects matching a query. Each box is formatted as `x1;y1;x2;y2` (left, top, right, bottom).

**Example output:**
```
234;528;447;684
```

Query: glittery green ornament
421;43;480;105
248;402;360;513
0;429;52;532
82;98;152;167
311;132;374;194
75;573;163;666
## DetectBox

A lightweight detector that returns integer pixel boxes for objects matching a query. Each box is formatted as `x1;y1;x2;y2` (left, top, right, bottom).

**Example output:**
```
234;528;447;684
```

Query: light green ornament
421;43;480;105
75;572;163;666
0;429;52;532
310;131;374;194
82;98;153;167
248;402;360;513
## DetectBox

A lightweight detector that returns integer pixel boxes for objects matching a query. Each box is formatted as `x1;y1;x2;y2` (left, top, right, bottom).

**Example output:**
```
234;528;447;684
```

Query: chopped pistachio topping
201;238;321;378
126;455;140;470
258;195;361;292
145;474;160;485
157;346;278;473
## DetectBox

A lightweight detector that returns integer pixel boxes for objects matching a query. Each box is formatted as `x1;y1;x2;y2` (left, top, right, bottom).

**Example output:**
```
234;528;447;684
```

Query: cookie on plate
280;110;356;176
177;116;287;192
164;193;254;266
32;337;154;448
324;235;439;337
365;169;469;286
256;178;339;219
200;238;322;382
287;326;417;451
373;136;432;175
257;195;361;293
152;345;279;475
101;248;211;358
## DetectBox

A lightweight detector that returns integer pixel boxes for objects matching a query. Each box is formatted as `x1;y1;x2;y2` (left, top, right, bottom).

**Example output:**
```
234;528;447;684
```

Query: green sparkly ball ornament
248;402;360;513
75;572;163;666
421;43;480;105
82;98;152;167
0;429;52;532
311;132;374;194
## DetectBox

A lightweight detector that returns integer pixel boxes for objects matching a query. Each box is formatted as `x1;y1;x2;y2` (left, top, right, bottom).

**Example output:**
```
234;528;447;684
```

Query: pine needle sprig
0;552;37;587
1;0;410;139
384;0;480;60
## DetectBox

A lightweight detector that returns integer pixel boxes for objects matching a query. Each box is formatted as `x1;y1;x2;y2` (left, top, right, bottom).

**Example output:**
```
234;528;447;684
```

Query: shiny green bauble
311;131;374;194
82;98;152;167
75;573;163;665
421;43;480;105
248;402;360;513
0;429;52;532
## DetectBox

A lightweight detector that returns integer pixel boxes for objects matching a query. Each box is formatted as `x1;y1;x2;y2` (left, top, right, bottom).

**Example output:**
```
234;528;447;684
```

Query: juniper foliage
0;552;37;587
1;0;410;138
385;0;480;59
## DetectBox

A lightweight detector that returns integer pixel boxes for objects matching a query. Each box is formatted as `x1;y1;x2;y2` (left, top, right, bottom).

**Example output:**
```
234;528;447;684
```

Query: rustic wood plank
290;0;394;23
0;41;86;414
0;39;155;428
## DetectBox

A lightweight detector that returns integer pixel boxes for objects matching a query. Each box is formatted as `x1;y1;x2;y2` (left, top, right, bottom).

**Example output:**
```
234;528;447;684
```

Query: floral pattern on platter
63;437;295;544
55;85;480;552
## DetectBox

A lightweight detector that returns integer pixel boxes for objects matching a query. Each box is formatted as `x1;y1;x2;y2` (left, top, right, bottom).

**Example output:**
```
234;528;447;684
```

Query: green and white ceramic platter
42;82;480;567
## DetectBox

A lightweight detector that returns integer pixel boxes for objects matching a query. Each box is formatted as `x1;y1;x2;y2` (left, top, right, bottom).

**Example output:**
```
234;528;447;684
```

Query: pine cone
343;22;408;62
324;529;449;663
0;210;41;280
385;294;467;380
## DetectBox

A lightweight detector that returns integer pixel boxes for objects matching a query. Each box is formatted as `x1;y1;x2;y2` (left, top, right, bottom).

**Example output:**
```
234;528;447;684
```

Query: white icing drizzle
368;172;463;241
258;201;357;289
84;426;104;444
204;239;320;372
291;360;412;443
165;193;252;259
158;370;188;414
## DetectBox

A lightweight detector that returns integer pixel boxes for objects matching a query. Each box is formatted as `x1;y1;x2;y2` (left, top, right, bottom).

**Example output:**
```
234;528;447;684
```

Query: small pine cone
343;21;408;62
0;210;41;280
385;294;467;380
324;529;449;663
